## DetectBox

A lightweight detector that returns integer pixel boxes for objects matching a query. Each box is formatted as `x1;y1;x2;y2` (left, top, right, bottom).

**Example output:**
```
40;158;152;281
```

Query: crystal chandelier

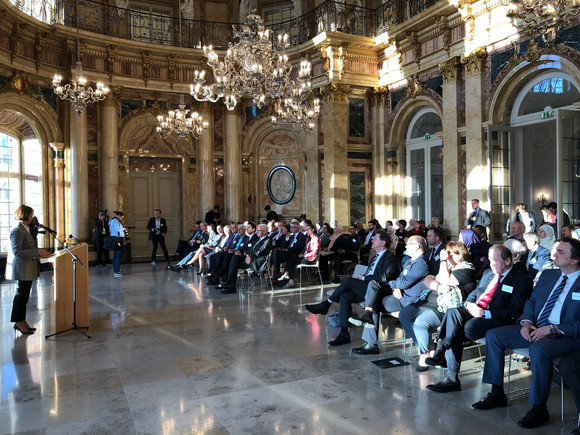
271;60;320;130
507;0;580;45
190;10;319;130
52;0;109;116
157;0;208;140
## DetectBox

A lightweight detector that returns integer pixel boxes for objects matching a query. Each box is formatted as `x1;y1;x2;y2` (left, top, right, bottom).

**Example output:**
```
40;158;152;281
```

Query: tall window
0;133;43;252
406;109;443;223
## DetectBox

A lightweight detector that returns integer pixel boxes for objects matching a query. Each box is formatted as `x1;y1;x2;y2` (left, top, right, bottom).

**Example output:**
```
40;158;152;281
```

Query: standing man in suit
426;227;444;275
425;244;533;392
6;205;52;334
92;210;110;266
147;209;169;266
472;238;580;429
465;198;492;229
220;224;272;294
523;232;551;279
304;230;400;347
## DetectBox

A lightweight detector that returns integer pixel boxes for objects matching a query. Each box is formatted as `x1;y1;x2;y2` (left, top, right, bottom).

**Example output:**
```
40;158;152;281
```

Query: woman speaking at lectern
6;205;51;335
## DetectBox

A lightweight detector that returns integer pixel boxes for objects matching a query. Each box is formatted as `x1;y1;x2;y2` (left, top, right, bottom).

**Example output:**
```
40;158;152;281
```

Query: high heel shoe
13;323;34;335
23;321;36;331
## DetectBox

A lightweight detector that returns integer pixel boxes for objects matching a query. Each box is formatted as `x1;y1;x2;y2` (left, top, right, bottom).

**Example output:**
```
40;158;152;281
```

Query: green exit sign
541;110;554;119
424;133;431;140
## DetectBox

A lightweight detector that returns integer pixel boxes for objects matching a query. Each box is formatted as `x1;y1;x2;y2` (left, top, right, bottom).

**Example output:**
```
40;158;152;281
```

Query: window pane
0;133;20;173
410;112;442;139
430;145;444;222
518;77;580;116
350;171;366;224
0;177;21;253
409;149;425;220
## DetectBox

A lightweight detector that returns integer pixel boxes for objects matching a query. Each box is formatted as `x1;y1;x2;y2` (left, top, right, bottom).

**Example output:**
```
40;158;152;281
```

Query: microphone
38;223;57;235
69;234;81;244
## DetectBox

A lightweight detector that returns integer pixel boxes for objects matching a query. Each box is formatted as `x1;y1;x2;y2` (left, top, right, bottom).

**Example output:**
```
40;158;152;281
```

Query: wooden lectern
52;243;90;332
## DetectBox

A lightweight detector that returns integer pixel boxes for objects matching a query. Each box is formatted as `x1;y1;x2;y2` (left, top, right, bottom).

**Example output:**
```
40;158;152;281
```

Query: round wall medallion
267;165;296;205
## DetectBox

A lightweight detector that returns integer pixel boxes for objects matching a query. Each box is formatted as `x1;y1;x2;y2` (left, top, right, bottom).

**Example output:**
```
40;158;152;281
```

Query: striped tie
537;275;568;327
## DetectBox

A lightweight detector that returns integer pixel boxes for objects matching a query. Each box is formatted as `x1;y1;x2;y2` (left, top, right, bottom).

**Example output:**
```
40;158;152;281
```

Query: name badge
572;292;580;301
352;238;357;242
502;285;513;294
434;255;440;261
531;258;536;264
403;268;408;275
247;243;252;247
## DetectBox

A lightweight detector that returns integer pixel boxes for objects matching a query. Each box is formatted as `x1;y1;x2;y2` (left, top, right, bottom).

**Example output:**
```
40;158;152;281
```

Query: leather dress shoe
305;302;330;315
472;392;507;410
426;377;461;393
425;350;447;368
359;310;374;326
517;407;549;429
351;343;379;355
328;332;350;346
415;364;430;372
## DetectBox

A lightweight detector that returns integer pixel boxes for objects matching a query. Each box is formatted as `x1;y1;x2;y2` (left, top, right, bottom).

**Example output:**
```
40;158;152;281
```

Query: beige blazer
5;222;40;281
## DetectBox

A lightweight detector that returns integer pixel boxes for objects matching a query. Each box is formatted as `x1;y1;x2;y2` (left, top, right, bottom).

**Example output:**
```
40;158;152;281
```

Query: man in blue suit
472;238;580;429
524;232;551;279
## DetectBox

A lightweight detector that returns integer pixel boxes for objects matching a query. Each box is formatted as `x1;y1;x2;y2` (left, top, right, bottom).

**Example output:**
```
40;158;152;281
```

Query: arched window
0;132;43;252
406;108;443;222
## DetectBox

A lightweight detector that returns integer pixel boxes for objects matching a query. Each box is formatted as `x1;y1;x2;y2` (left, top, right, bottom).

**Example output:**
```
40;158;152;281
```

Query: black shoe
517;407;549;429
328;332;350;346
425;350;447;368
571;426;580;434
305;302;330;315
220;287;237;294
331;277;341;284
472;392;508;410
416;364;430;372
351;343;379;355
170;266;182;272
426;377;461;393
359;310;374;326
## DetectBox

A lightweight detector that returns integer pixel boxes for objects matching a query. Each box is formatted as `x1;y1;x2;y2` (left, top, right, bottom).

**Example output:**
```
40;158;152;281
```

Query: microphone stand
44;228;90;340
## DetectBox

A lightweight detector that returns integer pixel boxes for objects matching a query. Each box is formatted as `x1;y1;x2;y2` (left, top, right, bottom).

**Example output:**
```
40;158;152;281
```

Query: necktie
476;274;503;308
365;254;379;276
235;236;244;250
537;275;568;327
290;233;297;247
429;248;434;262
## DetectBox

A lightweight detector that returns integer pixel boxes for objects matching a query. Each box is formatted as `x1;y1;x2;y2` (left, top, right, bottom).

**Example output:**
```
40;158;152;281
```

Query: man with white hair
523;232;551;279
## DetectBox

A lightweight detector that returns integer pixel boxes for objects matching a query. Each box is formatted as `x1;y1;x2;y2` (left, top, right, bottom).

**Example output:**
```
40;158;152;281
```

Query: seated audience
503;238;529;276
319;222;332;250
425;227;444;275
278;221;319;288
505;221;525;243
399;241;476;371
360;219;380;263
473;238;580;430
533;241;560;286
538;224;556;251
459;228;490;279
330;224;362;284
425;245;533;393
304;231;399;347
523;232;551;279
271;220;306;281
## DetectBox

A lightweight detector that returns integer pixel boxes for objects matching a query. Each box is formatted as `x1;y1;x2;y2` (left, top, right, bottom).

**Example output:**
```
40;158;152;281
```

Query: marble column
69;107;89;241
100;92;119;213
371;87;389;224
197;102;215;220
320;84;350;226
462;48;488;210
304;123;320;221
49;142;66;242
224;105;242;222
438;57;461;236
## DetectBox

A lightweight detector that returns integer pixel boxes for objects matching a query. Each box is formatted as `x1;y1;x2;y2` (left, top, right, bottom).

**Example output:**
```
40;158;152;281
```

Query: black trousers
151;234;169;262
560;350;580;412
11;280;33;322
95;235;109;265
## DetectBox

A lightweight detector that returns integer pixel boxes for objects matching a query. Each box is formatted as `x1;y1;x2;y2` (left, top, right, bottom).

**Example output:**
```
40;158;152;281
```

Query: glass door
556;109;580;237
487;125;513;242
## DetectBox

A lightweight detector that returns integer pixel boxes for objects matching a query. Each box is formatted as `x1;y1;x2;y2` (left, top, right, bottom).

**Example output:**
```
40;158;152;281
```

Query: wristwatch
549;324;561;336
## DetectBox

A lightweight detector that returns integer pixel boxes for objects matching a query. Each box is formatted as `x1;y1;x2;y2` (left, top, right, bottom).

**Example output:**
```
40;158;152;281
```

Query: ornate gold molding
106;45;117;84
523;35;543;63
439;56;460;84
168;54;176;90
0;71;39;99
102;87;121;106
370;86;389;107
320;83;350;104
460;46;488;76
142;51;150;87
50;142;65;168
436;15;452;56
405;76;425;99
407;31;421;67
34;32;47;72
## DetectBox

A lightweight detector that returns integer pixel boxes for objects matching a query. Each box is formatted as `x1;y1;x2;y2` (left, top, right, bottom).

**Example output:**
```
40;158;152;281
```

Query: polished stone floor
1;263;578;434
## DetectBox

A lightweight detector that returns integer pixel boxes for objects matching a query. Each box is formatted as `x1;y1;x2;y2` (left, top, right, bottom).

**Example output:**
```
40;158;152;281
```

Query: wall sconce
537;192;549;204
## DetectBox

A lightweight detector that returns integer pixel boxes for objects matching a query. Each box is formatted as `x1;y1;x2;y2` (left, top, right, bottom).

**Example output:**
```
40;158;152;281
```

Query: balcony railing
10;0;442;49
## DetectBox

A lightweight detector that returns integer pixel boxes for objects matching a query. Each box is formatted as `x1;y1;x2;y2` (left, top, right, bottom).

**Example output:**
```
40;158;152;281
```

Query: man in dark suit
465;198;492;229
211;224;251;286
92;210;110;266
472;238;580;429
304;230;400;347
523;232;551;279
220;224;272;294
205;223;241;282
425;227;444;275
353;235;429;354
424;244;533;393
271;220;306;280
331;224;362;283
147;209;169;265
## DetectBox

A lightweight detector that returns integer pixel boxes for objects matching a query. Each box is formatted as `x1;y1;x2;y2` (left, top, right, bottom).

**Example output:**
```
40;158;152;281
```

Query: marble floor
0;263;578;434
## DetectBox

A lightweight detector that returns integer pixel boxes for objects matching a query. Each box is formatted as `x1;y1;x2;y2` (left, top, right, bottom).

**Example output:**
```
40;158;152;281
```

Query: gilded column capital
320;83;350;104
50;142;65;168
370;86;389;107
460;47;488;76
102;87;121;106
438;57;460;84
